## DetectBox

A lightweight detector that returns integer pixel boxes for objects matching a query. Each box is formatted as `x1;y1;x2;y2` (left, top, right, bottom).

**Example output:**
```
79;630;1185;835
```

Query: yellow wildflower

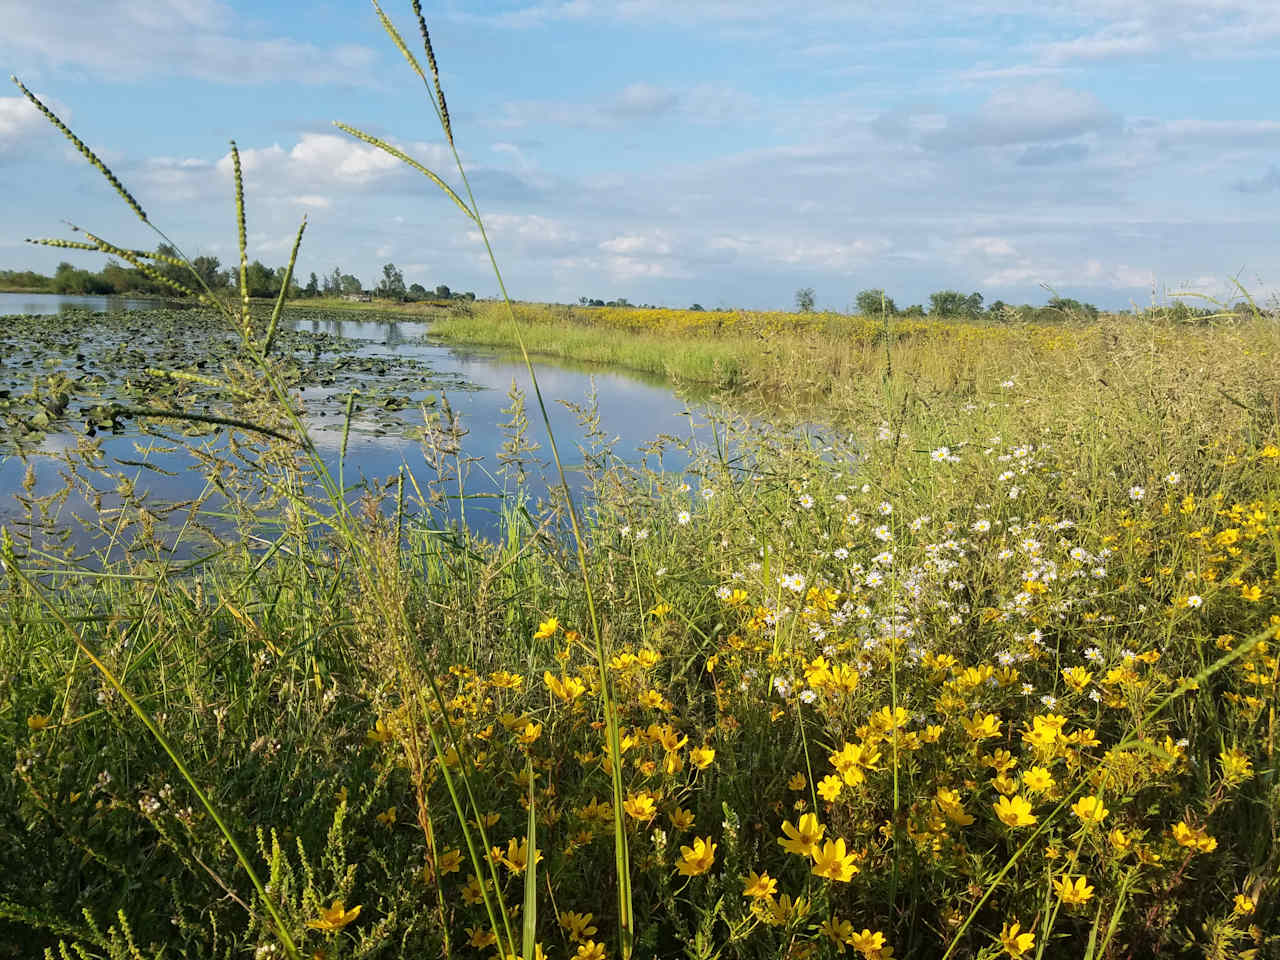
994;795;1037;828
689;746;715;769
742;870;777;900
545;672;587;703
1071;795;1108;827
534;617;560;639
366;717;394;743
676;836;716;876
817;774;844;802
822;916;855;947
489;671;524;690
811;837;859;882
307;900;362;932
1220;747;1254;785
467;926;497;948
1061;666;1093;693
830;741;881;786
623;792;657;821
998;922;1035;958
934;788;974;826
778;813;825;857
559;911;598;943
1172;820;1217;853
435;847;462;876
961;711;1002;740
847;929;892;960
1053;874;1095;905
1021;767;1055;793
497;836;540;874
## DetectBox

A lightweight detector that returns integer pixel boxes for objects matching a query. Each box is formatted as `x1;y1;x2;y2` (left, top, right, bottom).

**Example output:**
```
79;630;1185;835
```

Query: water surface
1;304;723;561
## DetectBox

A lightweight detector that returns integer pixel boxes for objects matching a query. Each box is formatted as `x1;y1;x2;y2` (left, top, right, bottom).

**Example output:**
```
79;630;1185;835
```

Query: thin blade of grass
522;759;538;960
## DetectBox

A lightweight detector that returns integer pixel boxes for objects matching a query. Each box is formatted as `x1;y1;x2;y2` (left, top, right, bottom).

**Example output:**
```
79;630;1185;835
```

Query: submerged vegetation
3;7;1280;960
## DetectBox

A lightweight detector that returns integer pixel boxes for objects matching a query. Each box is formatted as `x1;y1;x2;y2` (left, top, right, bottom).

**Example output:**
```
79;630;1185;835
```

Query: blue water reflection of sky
0;298;725;561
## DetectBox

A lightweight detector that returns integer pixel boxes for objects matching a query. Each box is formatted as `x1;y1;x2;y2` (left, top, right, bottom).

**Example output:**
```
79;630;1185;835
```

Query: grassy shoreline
4;312;1279;958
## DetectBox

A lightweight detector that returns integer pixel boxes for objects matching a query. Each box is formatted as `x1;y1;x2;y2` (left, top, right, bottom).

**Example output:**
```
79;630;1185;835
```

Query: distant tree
579;296;590;305
902;304;925;317
689;303;704;311
407;282;427;301
0;268;53;290
340;274;362;295
1046;296;1099;320
795;287;815;312
52;261;112;295
615;296;630;307
987;299;1006;314
276;266;302;299
322;267;342;296
855;289;897;316
242;261;277;298
189;255;228;293
100;260;139;294
462;291;475;301
377;263;406;300
151;243;195;294
929;290;983;317
434;284;451;299
303;272;320;297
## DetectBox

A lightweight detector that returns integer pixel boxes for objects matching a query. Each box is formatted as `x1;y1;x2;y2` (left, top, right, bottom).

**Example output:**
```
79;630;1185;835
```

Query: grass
3;7;1280;960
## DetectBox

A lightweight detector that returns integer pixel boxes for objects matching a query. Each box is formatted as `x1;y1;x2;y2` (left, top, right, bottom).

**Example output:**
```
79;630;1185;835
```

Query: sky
2;0;1279;312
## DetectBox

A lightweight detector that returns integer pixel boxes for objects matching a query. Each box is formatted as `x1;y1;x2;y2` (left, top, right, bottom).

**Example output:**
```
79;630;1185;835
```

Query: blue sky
2;0;1279;311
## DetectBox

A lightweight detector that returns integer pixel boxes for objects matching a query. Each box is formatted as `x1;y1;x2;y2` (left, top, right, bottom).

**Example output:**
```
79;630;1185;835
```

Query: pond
0;291;171;316
0;297;729;563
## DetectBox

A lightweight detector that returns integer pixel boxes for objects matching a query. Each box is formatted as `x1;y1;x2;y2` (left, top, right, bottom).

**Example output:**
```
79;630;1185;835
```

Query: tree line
0;253;474;303
789;286;1101;319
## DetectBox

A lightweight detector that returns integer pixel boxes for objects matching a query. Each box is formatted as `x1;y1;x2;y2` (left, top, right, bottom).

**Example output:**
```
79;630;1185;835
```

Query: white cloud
498;83;755;130
0;92;67;159
922;82;1118;150
1038;1;1280;64
468;213;582;259
612;83;679;117
600;232;673;256
1;0;378;85
1155;119;1280;147
213;134;454;189
983;256;1154;292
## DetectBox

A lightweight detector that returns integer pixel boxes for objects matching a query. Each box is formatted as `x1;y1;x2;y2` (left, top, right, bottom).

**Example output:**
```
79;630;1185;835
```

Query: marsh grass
3;6;1280;960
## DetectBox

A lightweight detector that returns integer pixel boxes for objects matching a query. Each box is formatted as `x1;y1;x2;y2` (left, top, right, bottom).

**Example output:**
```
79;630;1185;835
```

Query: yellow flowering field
5;309;1278;960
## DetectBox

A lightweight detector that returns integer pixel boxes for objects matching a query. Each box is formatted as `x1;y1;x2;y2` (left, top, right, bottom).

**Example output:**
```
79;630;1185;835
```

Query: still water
0;292;170;316
0;296;724;560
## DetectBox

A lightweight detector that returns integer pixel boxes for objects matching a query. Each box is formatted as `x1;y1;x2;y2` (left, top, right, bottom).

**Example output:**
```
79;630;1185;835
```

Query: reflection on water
0;307;723;561
0;292;173;316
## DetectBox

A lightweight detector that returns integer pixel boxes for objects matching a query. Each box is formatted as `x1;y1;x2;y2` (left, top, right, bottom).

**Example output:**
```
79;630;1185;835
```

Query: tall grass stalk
338;6;637;954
